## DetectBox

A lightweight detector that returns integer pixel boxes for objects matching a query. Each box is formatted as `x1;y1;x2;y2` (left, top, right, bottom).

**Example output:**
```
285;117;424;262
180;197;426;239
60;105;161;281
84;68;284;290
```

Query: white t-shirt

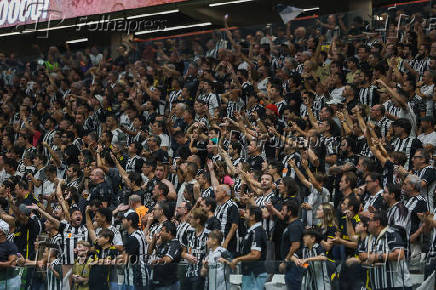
159;133;170;148
330;87;345;101
418;131;436;148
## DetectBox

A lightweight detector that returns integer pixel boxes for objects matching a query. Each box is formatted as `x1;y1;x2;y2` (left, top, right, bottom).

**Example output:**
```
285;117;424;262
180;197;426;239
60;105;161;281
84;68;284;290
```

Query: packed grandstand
0;1;435;290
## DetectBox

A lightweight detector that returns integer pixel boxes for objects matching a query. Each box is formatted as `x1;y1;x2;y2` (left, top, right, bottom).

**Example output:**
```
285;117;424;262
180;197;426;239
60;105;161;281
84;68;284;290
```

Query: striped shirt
294;244;331;290
124;229;150;288
147;222;164;260
226;99;244;118
49;233;63;260
256;192;275;236
375;117;392;139
125;155;144;173
415;166;436;212
391;137;421;170
168;89;182;112
60;222;89;265
176;222;192;246
214;198;239;253
405;195;428;236
386;202;411;235
182;228;209;277
367;227;412;289
201;186;215;199
359;85;378;107
42;129;56;157
282;152;301;179
47;258;62;290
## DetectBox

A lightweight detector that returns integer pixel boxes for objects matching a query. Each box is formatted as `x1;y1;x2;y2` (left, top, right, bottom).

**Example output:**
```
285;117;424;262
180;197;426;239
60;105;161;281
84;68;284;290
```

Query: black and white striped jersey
255;192;275;237
367;227;412;289
386;202;411;235
42;129;56;157
226;99;244;118
391;137;422;170
59;222;89;264
168;89;182;112
201;186;215;199
46;258;62;290
124;229;150;288
405;194;428;236
375;117;392;139
125;155;144;173
49;233;63;259
294;243;331;290
415;166;436;211
147;222;164;260
359;85;379;107
215;199;239;235
176;221;192;246
182;228;209;277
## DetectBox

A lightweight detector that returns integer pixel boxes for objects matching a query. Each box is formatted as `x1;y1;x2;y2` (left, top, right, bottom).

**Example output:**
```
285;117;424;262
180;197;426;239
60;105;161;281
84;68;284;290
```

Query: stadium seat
265;274;287;290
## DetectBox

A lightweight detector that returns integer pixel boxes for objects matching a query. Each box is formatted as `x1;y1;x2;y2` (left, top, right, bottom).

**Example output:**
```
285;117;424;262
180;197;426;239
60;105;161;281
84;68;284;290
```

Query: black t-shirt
151;149;169;164
246;155;264;171
240;223;267;276
89;245;119;289
205;217;221;231
280;219;304;260
0;240;18;262
89;181;113;206
339;214;360;257
125;235;140;262
152;239;182;286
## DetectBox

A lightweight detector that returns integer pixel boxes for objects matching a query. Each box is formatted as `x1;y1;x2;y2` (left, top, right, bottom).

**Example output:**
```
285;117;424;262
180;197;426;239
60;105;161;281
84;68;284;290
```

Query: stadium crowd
1;4;436;290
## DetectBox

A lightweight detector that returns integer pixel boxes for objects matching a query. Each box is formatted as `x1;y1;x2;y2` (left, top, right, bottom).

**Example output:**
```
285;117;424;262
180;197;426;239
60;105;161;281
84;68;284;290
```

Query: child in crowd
46;247;62;290
72;241;91;290
201;230;232;290
88;228;119;290
291;229;331;290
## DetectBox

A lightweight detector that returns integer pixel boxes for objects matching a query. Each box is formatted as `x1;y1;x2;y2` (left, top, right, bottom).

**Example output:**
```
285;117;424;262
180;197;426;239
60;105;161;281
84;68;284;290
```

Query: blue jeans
241;272;267;290
155;281;180;290
284;263;303;290
0;275;21;290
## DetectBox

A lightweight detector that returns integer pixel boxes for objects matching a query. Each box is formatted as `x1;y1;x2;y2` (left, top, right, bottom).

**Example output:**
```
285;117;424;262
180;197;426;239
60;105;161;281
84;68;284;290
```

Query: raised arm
207;159;220;189
55;179;71;222
288;159;311;189
31;204;61;230
43;142;61;167
85;206;97;243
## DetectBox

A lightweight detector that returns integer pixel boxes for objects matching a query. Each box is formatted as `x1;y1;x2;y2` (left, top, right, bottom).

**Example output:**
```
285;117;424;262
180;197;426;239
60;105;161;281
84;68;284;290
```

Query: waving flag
276;4;304;24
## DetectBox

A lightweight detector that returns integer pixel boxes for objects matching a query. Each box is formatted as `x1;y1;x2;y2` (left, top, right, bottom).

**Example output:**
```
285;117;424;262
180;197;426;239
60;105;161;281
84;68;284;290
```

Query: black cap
123;212;139;227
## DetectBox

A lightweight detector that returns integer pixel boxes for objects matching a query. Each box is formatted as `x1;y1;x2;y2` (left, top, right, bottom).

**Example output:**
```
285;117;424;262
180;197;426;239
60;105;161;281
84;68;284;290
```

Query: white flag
276;5;304;24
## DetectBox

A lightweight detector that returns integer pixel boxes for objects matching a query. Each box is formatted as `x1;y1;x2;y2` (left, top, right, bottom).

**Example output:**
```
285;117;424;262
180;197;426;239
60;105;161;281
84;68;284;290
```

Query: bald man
89;168;113;208
214;184;239;255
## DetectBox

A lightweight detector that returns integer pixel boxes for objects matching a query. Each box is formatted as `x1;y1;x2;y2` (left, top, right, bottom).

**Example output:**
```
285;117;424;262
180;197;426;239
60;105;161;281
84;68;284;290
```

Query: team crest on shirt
67;233;72;238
